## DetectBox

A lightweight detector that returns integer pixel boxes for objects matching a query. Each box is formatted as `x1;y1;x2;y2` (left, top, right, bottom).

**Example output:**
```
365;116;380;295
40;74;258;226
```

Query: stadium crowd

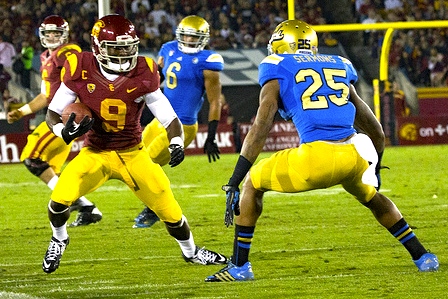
1;0;448;88
356;0;448;87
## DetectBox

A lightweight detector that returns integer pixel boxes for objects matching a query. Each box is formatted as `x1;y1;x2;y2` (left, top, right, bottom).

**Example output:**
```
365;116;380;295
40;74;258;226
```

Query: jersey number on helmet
295;68;349;110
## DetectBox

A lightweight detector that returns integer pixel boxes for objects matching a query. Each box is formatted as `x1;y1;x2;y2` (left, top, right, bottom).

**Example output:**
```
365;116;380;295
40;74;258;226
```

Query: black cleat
69;205;102;227
42;236;69;274
182;246;228;265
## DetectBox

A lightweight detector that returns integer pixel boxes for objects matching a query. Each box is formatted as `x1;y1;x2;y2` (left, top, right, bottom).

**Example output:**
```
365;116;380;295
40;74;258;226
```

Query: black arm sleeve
158;64;165;84
228;155;253;187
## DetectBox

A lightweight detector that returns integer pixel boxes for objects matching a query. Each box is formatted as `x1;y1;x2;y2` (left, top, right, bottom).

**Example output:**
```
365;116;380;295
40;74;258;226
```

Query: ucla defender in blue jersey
206;20;439;282
134;15;224;228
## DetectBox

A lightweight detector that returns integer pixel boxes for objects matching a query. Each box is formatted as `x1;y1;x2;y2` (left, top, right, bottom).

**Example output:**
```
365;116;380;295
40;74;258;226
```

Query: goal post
312;21;448;82
311;21;448;144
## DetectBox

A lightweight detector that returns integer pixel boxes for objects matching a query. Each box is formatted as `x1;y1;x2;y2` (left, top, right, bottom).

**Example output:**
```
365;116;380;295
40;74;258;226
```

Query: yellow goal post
309;21;448;119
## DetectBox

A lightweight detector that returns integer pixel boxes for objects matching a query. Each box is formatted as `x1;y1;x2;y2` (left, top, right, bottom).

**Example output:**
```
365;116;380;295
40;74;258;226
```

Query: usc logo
399;123;418;141
91;20;105;38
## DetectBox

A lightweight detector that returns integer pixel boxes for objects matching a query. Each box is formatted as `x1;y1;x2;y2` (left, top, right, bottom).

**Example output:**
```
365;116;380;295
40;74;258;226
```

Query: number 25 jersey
259;53;358;143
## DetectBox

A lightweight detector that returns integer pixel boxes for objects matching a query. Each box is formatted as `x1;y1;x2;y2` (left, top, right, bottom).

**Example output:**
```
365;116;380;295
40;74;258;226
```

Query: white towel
352;133;378;187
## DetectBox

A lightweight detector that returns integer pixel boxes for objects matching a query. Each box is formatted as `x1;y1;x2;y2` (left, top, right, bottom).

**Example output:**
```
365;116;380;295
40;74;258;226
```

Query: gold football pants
51;143;183;223
249;140;377;204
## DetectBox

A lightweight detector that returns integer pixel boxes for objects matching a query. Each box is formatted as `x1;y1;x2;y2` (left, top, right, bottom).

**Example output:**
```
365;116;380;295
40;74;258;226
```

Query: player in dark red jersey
41;14;228;274
7;15;102;227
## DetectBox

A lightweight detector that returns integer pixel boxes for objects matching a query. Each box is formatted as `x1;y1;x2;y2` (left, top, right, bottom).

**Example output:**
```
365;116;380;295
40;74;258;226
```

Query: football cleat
132;207;160;228
414;252;439;272
42;236;69;274
205;261;254;282
69;205;102;227
183;246;228;265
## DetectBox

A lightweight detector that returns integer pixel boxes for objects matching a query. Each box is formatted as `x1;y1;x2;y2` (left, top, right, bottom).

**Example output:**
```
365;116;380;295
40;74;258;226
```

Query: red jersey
61;52;160;150
40;43;81;103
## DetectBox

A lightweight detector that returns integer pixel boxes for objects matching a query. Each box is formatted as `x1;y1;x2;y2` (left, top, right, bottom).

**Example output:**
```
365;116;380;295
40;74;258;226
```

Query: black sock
232;225;255;266
388;218;427;260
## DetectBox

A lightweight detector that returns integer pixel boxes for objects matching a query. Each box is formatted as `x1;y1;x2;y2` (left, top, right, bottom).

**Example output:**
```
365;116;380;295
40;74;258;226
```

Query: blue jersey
158;41;224;125
259;53;358;143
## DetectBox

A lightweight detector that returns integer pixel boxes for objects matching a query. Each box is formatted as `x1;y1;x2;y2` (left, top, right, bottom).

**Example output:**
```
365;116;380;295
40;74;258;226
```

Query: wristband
228;155;253;187
170;136;184;147
207;120;219;140
18;104;33;116
52;123;64;138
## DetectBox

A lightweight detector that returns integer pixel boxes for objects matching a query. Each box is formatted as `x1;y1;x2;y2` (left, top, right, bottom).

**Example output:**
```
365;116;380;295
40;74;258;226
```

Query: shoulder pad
56;44;82;59
206;53;224;63
261;54;284;65
62;53;79;79
338;56;353;65
144;56;156;73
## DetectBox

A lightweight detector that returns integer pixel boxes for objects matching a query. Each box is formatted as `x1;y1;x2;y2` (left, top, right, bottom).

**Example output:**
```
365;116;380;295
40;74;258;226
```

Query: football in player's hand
62;103;92;124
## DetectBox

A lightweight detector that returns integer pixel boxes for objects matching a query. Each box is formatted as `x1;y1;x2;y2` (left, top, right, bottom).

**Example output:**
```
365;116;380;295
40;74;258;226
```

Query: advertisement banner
397;115;448;145
184;122;300;155
0;122;301;164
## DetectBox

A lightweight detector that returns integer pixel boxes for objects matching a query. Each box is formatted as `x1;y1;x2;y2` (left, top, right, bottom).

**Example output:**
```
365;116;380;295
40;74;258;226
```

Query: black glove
168;144;184;167
222;184;240;227
204;138;220;163
61;113;94;145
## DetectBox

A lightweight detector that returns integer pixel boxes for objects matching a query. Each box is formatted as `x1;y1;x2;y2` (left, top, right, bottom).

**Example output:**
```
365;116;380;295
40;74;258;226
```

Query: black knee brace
23;158;50;177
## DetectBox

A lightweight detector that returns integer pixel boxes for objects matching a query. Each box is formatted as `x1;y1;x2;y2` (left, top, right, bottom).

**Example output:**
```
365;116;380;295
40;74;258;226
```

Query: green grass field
1;145;447;299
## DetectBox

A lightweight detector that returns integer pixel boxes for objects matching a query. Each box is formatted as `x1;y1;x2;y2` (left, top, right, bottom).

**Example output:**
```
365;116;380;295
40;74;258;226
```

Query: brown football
61;103;92;124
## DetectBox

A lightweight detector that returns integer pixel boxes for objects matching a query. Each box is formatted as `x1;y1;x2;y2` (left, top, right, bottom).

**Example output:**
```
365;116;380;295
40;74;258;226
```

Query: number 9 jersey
258;53;358;143
59;51;160;150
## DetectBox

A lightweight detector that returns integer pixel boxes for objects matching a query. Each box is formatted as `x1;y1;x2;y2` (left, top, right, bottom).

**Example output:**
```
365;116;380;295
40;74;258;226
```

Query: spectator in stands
17;40;34;89
428;47;447;87
0;0;446;91
144;16;161;51
164;1;179;33
210;28;232;50
392;80;411;117
0;63;11;113
0;34;16;75
242;33;254;49
384;0;404;11
158;15;174;37
399;50;416;83
149;2;168;28
362;7;383;46
412;44;431;86
131;0;150;15
253;28;270;49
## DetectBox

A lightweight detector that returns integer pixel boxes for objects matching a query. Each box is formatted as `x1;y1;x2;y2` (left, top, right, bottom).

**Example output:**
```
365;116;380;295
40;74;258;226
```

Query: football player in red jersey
42;14;228;274
7;15;103;227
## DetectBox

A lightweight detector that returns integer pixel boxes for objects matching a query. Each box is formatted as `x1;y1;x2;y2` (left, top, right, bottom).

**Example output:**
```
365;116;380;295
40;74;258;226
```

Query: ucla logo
272;29;284;40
